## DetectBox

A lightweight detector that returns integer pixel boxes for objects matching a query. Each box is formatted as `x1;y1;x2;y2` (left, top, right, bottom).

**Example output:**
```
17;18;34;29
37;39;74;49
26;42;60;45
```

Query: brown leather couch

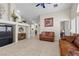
59;35;79;56
39;32;55;42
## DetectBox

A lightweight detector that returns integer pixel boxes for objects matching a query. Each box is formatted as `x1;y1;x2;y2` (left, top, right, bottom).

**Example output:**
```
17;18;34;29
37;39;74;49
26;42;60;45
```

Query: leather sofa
59;35;79;56
39;32;55;42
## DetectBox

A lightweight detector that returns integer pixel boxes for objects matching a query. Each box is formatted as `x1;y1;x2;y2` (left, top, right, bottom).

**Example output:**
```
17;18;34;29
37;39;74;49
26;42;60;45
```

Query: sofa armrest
61;36;75;43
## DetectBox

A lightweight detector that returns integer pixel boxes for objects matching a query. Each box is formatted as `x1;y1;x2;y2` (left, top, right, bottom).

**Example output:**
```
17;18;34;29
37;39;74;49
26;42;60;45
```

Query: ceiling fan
36;3;51;8
36;3;58;8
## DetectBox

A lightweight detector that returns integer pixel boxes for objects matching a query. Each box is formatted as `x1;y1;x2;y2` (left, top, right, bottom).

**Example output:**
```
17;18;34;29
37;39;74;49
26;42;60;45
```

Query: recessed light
17;10;20;13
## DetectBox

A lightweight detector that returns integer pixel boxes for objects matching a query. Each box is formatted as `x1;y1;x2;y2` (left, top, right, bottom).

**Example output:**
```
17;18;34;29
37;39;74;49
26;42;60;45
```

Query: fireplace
0;24;13;47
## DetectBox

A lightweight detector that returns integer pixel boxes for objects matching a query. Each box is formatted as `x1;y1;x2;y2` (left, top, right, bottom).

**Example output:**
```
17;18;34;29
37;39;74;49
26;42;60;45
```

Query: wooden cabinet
18;33;26;40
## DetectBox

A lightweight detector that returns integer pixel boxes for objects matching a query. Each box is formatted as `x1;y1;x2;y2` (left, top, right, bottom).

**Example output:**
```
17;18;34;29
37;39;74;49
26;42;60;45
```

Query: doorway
30;24;40;39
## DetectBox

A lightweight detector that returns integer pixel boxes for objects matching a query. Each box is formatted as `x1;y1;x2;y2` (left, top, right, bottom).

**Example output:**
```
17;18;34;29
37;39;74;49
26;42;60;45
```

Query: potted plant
11;10;18;22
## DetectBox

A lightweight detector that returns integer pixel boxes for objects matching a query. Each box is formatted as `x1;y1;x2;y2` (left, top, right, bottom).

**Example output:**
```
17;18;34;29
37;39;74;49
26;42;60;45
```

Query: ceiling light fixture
17;10;20;13
53;4;58;8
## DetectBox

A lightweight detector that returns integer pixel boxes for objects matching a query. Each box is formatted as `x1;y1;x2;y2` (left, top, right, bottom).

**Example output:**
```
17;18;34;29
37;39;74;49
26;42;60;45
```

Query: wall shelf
0;20;30;26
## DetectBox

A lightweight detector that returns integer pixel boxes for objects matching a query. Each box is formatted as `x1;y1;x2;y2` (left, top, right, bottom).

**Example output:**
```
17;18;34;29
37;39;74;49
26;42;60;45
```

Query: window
77;4;79;13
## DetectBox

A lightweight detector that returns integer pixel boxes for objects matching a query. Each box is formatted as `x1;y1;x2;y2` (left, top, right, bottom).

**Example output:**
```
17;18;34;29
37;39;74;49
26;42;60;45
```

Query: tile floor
0;36;60;56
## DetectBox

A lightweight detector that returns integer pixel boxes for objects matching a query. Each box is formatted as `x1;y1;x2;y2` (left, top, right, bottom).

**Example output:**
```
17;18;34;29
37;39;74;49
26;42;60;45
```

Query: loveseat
39;32;55;42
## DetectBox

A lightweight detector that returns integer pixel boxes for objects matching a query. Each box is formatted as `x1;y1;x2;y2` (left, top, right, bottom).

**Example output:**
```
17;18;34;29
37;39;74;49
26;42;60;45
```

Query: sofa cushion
67;50;79;56
73;36;79;48
61;36;75;43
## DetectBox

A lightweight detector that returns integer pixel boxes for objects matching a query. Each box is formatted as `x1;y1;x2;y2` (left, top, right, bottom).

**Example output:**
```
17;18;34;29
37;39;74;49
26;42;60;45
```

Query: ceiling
15;3;72;24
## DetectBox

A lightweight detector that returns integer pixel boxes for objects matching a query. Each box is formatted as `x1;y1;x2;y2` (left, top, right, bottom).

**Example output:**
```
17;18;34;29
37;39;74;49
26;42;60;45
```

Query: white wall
70;4;78;34
71;18;76;33
0;3;17;21
77;16;79;33
40;9;70;40
0;4;9;21
77;4;79;34
70;4;77;19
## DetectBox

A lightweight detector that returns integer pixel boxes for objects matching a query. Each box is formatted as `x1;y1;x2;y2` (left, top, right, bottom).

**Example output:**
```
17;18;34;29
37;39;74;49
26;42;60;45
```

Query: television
0;24;13;47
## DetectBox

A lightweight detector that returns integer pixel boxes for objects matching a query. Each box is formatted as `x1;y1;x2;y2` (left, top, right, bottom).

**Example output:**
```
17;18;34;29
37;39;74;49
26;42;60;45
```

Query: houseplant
11;10;18;22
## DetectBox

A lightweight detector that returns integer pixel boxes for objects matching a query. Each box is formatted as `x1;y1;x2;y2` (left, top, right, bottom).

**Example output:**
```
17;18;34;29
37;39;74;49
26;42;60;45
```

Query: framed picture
44;17;53;27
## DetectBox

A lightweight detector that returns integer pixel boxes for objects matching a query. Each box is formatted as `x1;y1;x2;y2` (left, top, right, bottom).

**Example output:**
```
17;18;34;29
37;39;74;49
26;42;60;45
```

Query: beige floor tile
0;37;60;56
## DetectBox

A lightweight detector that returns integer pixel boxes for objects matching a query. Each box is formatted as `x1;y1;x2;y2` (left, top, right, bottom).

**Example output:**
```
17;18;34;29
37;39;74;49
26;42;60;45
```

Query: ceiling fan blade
43;4;45;8
41;3;45;8
36;4;40;7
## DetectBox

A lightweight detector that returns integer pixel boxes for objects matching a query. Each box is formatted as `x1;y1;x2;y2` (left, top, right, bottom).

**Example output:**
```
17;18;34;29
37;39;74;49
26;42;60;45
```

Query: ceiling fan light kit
53;4;58;7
